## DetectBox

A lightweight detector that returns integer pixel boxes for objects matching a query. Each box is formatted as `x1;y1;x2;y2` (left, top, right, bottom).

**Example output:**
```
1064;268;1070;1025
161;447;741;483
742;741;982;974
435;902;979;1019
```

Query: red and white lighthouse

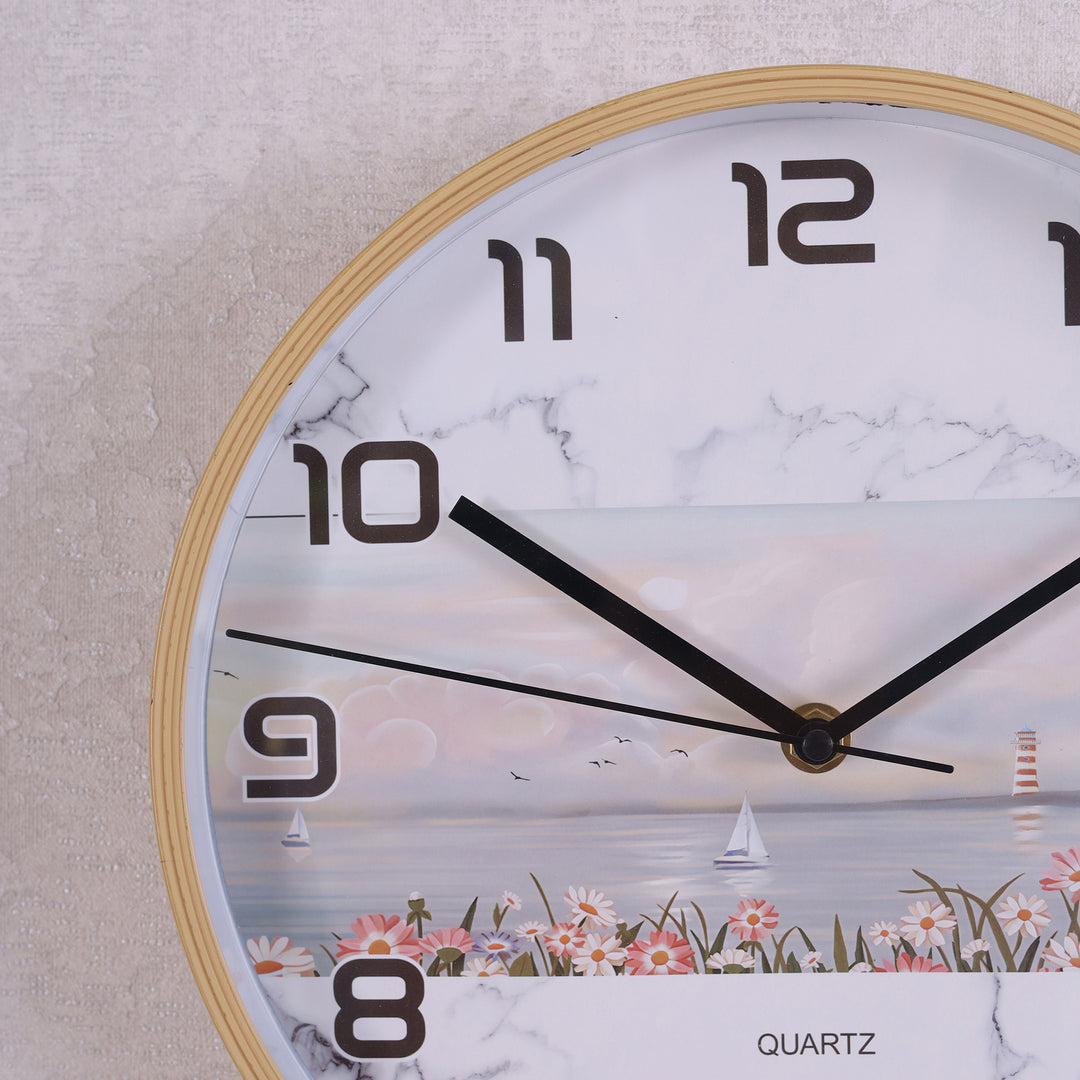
1011;727;1040;795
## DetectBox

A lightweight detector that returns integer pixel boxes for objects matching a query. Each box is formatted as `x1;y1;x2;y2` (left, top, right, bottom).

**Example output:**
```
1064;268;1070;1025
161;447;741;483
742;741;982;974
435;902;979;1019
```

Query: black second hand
224;629;953;773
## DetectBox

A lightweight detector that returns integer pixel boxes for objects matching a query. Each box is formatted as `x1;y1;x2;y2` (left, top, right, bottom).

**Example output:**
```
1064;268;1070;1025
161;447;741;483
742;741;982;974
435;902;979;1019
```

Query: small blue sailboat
714;793;769;867
281;809;311;861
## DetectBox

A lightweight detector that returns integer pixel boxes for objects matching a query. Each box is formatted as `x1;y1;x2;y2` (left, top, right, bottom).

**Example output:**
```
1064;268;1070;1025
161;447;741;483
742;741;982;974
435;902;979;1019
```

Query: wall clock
151;66;1080;1079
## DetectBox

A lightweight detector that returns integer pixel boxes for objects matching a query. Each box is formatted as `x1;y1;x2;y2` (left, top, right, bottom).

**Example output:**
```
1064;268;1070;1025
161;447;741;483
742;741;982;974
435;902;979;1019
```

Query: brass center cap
782;702;849;773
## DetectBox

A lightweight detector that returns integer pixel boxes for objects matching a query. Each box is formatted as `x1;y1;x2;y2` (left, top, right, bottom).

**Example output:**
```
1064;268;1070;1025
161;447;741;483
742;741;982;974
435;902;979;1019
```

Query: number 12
732;159;876;266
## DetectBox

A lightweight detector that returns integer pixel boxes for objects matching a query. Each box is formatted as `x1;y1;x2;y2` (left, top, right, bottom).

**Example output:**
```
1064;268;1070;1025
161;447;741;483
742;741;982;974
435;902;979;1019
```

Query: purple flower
477;930;520;959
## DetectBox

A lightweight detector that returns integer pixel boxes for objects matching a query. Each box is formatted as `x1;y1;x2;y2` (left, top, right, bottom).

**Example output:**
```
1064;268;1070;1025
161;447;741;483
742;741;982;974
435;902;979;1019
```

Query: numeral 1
293;440;439;545
488;238;573;340
1048;221;1080;325
732;159;876;265
292;443;329;544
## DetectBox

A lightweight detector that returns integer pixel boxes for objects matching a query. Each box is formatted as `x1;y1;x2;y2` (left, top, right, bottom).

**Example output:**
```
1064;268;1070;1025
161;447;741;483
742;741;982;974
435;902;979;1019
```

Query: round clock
152;67;1080;1080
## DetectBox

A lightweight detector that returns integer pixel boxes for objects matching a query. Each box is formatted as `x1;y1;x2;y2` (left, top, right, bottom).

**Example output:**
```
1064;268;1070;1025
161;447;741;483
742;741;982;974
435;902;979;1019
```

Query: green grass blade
1017;937;1041;972
460;896;478;933
690;929;708;969
1066;896;1080;939
833;915;849;972
656;892;679;931
950;884;1014;972
509;952;538;977
691;901;710;947
854;926;868;966
529;872;556;926
711;923;729;955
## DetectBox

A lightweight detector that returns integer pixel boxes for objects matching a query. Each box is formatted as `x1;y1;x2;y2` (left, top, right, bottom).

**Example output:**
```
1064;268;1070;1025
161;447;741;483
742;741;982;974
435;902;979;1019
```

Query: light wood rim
149;65;1080;1077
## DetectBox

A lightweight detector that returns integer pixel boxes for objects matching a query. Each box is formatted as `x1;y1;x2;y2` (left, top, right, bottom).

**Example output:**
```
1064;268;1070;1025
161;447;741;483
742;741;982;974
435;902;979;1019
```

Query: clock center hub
784;703;849;773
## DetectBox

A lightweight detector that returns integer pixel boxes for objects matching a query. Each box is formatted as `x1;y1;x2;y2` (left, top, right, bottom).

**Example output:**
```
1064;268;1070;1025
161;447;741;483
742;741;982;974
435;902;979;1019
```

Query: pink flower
727;898;779;942
336;914;423;962
876;953;947;972
1042;934;1080;971
418;926;476;960
625;930;696;975
246;935;315;976
899;901;956;948
545;922;586;957
995;893;1051;938
1040;848;1080;898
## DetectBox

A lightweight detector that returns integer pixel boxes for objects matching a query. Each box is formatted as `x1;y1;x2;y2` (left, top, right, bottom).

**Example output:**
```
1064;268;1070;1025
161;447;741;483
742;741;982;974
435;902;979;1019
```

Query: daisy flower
1042;933;1080;971
799;950;823;972
727;898;779;943
462;957;506;977
571;933;627;976
514;920;547;941
544;922;586;958
418;926;476;963
477;930;519;960
848;962;874;973
876;954;947;973
246;935;315;976
564;886;618;929
624;930;696;975
500;891;523;911
335;914;423;962
1040;848;1080;898
868;921;899;947
960;939;992;961
706;948;755;972
995;893;1051;938
899;901;956;948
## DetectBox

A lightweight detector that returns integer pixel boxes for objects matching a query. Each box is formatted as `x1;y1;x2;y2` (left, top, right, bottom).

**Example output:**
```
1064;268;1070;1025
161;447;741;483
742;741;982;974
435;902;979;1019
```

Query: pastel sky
209;497;1080;817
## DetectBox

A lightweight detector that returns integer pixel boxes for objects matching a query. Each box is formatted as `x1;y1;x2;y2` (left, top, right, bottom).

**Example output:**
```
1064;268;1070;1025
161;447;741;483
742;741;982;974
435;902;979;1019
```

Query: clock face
153;70;1080;1080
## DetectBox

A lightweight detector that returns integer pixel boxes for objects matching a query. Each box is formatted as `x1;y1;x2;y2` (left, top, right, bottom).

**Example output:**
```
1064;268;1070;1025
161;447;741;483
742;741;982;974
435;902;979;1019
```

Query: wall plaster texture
3;1;1080;1076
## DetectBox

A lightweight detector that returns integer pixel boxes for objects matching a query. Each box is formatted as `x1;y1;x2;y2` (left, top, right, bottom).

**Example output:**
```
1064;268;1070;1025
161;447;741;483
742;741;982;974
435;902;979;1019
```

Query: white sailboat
713;793;769;867
281;809;311;861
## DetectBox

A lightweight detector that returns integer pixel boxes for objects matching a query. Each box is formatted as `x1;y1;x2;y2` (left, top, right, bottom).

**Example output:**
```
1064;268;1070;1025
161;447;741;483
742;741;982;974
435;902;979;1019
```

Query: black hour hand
449;497;803;739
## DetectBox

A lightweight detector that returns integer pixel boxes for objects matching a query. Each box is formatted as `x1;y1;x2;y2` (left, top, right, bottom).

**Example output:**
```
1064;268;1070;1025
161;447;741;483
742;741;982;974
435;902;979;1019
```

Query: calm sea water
218;796;1079;972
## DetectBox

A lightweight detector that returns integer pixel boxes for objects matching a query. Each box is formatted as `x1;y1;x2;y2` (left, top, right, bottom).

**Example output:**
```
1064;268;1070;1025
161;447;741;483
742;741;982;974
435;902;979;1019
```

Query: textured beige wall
4;2;1080;1076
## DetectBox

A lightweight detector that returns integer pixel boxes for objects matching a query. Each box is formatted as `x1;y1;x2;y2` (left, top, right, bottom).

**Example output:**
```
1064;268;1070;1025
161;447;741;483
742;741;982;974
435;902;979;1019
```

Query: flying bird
213;669;239;679
510;771;531;781
614;735;632;743
670;748;688;756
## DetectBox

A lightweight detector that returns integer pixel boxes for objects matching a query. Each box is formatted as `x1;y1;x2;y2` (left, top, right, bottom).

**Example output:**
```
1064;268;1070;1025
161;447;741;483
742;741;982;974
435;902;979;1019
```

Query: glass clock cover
151;68;1080;1080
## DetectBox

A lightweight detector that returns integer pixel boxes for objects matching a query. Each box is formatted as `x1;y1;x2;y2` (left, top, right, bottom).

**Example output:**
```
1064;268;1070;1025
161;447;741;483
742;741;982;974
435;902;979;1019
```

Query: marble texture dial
152;70;1080;1080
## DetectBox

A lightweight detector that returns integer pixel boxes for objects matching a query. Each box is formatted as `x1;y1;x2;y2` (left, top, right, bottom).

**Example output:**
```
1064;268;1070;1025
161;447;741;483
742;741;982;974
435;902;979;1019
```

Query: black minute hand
449;496;803;738
830;549;1080;741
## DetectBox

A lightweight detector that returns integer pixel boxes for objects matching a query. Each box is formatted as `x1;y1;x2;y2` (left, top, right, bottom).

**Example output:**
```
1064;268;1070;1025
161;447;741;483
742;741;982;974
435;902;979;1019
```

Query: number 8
332;957;426;1060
